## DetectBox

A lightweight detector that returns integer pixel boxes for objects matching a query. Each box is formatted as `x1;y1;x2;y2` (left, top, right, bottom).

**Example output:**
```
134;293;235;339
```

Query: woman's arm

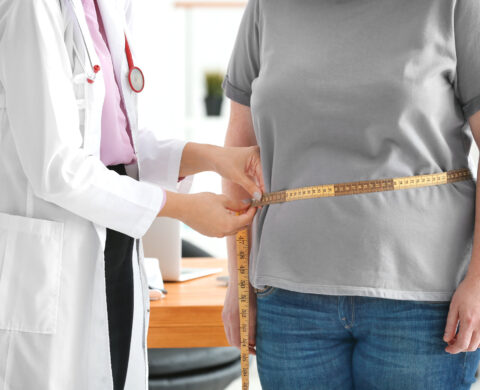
464;111;480;280
222;102;260;286
221;101;260;354
443;110;480;353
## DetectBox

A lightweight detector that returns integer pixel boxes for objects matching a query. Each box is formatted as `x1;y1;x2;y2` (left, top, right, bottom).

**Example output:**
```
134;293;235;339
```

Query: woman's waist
256;179;476;238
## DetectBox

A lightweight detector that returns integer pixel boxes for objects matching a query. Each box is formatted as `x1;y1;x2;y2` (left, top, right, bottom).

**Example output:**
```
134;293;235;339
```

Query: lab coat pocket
0;213;64;334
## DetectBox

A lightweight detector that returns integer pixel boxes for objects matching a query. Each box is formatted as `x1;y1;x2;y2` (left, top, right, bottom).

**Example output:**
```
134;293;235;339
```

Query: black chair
148;347;241;390
148;240;240;390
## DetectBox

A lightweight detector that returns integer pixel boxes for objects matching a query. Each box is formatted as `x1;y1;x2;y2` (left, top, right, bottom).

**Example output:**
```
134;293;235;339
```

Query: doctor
0;1;262;389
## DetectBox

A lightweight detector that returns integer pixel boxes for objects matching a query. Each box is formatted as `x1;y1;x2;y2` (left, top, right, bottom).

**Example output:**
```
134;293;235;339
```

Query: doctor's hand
212;146;265;202
158;191;257;238
443;273;480;354
179;143;264;202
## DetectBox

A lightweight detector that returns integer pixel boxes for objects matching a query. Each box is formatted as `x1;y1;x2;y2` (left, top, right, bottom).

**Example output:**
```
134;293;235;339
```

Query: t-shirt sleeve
453;0;480;120
222;0;260;107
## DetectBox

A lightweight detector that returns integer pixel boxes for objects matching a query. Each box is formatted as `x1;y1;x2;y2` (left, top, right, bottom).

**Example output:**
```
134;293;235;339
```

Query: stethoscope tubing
67;0;144;91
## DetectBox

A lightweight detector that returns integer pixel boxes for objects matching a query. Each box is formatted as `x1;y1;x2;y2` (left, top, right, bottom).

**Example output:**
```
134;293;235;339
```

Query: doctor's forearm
178;142;223;177
157;191;188;220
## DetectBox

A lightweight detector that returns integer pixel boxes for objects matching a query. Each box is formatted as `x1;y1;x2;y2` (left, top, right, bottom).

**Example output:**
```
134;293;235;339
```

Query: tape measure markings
235;227;249;390
251;169;472;207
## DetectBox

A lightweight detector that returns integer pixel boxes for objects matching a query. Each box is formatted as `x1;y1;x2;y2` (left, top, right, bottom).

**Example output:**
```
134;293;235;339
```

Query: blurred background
134;0;248;259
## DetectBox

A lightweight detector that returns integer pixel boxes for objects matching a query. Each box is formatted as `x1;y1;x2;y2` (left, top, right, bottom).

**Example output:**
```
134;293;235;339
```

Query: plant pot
204;95;223;116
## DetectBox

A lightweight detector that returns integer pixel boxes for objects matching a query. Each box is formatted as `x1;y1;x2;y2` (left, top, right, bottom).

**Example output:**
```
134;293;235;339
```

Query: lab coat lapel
68;0;101;74
95;0;141;174
68;0;104;158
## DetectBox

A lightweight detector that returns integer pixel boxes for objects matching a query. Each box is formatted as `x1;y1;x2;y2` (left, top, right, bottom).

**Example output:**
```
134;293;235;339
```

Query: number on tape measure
236;226;250;390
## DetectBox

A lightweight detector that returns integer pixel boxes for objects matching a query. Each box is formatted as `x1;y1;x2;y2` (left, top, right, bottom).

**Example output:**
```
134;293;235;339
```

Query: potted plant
204;71;224;116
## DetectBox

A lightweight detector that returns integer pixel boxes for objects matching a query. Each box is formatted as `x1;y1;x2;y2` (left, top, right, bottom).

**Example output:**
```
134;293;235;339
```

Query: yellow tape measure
235;227;249;390
251;168;472;207
235;168;473;389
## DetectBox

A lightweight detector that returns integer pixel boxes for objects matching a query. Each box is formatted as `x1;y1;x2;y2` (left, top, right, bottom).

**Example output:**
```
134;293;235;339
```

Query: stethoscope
68;0;145;93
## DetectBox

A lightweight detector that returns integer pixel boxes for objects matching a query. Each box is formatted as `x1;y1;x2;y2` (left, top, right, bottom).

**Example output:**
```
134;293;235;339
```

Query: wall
133;1;245;257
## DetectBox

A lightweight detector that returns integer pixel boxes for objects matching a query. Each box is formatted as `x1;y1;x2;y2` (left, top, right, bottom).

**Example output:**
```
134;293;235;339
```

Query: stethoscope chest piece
128;66;145;93
125;35;144;93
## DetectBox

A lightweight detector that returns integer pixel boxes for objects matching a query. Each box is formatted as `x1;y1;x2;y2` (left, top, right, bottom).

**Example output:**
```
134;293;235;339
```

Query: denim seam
336;297;344;327
350;297;355;327
461;351;468;386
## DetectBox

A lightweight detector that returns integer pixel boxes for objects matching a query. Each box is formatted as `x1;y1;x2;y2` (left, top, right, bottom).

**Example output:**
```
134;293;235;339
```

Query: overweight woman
0;1;262;389
222;1;480;389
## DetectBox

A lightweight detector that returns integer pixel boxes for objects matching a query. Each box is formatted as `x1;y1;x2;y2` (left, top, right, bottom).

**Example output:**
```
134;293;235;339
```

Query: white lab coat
0;0;192;389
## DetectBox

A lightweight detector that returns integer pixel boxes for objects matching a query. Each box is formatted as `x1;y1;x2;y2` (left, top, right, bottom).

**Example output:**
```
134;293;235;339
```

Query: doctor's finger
224;196;253;212
253;158;265;194
224;211;256;235
232;207;257;227
237;176;262;202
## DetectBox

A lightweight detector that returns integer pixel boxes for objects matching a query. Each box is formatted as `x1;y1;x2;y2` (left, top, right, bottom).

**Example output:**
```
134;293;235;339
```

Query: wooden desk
148;258;230;348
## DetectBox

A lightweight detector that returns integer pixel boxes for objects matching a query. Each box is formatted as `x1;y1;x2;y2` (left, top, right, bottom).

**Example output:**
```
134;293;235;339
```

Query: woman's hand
222;283;257;355
213;146;265;201
159;191;257;238
443;273;480;353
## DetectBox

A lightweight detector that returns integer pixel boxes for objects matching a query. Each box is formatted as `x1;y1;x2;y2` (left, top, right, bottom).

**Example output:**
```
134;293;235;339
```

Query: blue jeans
255;286;480;390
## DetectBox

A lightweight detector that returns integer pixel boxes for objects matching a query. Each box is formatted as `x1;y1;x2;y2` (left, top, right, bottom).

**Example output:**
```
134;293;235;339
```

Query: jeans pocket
254;285;277;298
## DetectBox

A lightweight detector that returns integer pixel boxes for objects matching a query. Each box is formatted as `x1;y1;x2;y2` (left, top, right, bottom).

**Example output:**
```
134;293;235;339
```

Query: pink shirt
82;0;137;166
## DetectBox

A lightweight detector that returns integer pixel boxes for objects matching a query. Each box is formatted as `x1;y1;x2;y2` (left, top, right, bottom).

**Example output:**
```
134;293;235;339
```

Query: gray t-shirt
223;0;480;301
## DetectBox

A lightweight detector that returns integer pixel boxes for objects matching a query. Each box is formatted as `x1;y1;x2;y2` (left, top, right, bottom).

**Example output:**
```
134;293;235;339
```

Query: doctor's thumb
239;177;262;203
224;197;253;212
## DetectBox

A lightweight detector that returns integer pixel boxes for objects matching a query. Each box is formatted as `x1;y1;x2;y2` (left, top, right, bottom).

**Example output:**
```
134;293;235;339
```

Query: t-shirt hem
462;94;480;120
251;275;454;302
222;76;251;107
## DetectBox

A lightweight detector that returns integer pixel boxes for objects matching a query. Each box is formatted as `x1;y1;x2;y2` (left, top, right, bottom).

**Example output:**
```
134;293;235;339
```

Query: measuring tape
235;227;250;390
235;168;473;389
